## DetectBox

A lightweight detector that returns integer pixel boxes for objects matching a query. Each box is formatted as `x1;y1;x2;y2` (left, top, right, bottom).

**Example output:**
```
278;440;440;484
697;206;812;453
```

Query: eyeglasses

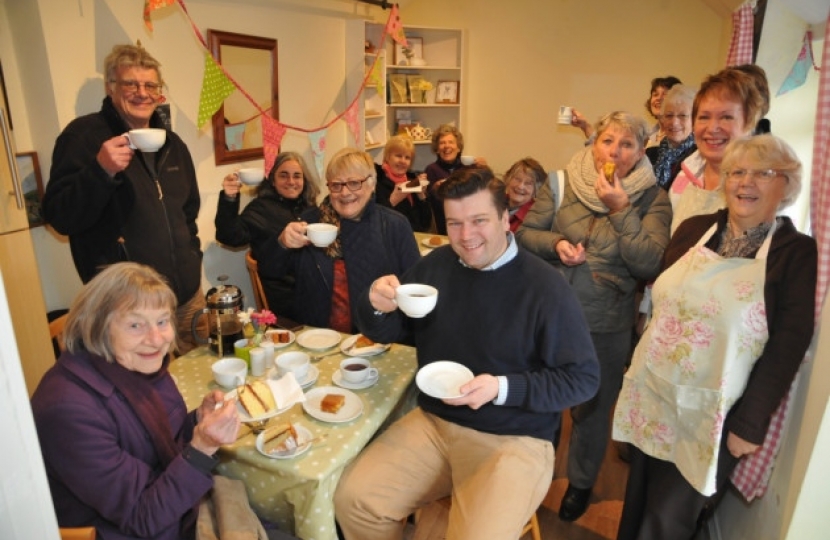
725;168;787;184
111;79;163;97
661;113;689;122
327;176;371;193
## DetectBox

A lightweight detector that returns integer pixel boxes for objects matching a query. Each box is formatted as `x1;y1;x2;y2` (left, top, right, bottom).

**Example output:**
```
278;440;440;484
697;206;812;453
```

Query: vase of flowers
238;308;277;346
419;80;435;103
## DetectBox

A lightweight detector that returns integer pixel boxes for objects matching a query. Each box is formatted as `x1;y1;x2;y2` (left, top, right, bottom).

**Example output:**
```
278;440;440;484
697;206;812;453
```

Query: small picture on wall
16;151;44;228
436;80;460;104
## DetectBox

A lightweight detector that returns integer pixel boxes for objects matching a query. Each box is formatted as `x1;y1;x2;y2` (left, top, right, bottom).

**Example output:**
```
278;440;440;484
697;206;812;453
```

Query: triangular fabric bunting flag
143;0;176;31
369;61;384;94
262;115;287;176
308;129;328;182
777;31;818;96
344;101;361;146
386;4;408;47
197;52;237;128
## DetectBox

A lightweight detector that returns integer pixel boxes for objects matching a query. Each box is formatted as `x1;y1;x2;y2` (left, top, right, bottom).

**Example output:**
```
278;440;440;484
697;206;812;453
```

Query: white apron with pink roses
613;223;773;495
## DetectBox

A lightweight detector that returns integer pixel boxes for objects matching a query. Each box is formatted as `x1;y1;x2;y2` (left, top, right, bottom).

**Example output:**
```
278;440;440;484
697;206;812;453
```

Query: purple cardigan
31;351;214;539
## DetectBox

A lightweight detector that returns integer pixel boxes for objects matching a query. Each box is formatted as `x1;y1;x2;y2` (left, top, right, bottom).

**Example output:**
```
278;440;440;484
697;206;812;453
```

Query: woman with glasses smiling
215;152;319;318
645;84;697;191
613;134;816;540
257;148;420;333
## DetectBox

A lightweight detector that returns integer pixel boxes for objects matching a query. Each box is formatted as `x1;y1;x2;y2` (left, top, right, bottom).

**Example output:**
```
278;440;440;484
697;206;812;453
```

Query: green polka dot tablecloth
170;333;417;540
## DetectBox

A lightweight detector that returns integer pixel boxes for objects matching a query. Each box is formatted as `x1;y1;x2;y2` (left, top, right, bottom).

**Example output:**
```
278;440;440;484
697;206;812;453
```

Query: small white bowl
238;168;264;186
460;155;475;166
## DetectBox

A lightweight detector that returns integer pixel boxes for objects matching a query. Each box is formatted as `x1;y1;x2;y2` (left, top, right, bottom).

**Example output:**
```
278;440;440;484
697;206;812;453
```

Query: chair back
49;313;68;355
245;251;270;311
59;527;96;540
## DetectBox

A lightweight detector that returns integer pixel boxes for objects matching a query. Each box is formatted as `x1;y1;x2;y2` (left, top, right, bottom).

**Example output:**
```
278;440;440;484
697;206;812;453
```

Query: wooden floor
408;410;630;540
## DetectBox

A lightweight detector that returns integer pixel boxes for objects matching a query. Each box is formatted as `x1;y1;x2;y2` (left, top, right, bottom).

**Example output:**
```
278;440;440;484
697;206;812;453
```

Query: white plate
420;236;449;248
332;369;379;390
399;178;428;193
267;365;319;389
264;329;296;349
340;334;391;357
255;424;313;459
416;361;474;399
303;386;363;423
226;380;292;422
296;329;342;351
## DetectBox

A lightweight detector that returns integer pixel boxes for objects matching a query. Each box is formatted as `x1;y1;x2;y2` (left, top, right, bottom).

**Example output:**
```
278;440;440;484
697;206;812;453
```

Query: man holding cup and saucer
334;167;600;539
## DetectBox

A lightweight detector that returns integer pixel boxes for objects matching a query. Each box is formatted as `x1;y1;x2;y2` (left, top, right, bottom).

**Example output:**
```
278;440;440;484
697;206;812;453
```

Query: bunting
197;52;237;128
262;115;288;176
385;4;408;47
369;60;384;94
777;31;819;96
344;101;361;146
308;130;328;181
143;0;176;31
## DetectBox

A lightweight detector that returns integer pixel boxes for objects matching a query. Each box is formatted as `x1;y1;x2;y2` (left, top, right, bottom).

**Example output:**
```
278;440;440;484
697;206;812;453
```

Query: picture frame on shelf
394;37;423;66
15;151;45;228
436;80;460;104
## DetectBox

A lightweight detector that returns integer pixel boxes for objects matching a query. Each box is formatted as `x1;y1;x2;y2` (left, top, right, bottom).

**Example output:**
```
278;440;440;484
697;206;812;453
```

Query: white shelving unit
346;21;464;171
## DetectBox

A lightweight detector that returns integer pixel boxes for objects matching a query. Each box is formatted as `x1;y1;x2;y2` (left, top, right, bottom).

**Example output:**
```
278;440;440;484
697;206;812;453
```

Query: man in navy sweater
334;167;599;539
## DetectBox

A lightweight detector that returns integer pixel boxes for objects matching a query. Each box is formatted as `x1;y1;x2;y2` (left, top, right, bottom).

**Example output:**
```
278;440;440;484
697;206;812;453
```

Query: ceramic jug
406;123;433;142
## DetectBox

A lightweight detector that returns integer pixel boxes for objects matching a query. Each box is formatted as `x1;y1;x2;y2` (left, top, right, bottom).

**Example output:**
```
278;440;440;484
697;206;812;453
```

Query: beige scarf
566;147;656;213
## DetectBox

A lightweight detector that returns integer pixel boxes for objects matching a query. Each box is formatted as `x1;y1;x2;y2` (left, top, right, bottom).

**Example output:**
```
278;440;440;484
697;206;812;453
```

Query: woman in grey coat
516;111;671;522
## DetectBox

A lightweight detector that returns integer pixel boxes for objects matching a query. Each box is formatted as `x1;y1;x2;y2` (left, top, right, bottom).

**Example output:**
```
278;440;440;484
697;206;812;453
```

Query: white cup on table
275;351;310;381
340;357;378;384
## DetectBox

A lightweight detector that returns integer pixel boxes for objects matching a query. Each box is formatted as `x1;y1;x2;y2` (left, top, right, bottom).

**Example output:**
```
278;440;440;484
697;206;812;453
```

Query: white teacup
211;357;248;389
238;168;264;186
395;283;438;318
306;223;338;247
557;106;574;125
460;155;475;166
125;128;166;152
275;351;310;381
340;358;378;384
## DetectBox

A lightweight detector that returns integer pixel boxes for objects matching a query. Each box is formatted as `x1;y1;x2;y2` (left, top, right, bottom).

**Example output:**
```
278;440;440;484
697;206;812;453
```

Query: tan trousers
334;408;553;540
176;288;206;354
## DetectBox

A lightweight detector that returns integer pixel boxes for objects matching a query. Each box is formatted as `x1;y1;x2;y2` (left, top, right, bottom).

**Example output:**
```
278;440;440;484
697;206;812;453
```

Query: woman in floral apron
613;135;817;540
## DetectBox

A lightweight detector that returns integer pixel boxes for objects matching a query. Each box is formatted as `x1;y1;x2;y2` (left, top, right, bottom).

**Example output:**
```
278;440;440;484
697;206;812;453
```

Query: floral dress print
613;223;774;495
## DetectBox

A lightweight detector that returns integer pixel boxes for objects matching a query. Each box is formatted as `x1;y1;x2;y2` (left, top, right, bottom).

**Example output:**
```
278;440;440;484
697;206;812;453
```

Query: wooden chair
245;251;270;311
49;313;68;355
59;527;96;540
413;497;541;540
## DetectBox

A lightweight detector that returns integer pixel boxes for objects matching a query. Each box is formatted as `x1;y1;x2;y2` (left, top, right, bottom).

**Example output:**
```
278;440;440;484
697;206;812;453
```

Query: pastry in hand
603;162;616;184
238;381;276;417
321;393;346;414
262;423;299;454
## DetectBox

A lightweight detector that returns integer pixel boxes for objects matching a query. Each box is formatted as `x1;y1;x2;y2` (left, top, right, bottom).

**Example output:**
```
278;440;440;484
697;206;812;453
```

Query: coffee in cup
339;358;378;384
275;351;310;381
125;128;166;152
395;283;438;318
306;223;338;248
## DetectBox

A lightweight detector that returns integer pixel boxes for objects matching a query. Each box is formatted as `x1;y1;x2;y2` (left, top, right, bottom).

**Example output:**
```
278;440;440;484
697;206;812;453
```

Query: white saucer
225;381;292;422
267;365;319;388
340;334;391;357
255;424;313;459
399;178;428;193
416;361;474;399
303;386;363;423
264;329;296;349
296;329;342;350
332;369;379;390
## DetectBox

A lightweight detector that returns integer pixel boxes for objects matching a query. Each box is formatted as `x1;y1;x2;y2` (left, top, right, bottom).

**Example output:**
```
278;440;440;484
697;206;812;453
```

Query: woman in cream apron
613;135;817;540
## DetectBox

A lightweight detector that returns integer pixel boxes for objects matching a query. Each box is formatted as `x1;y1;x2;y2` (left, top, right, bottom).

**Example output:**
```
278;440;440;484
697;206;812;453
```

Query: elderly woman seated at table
517;111;671;522
613;134;816;539
504;157;547;232
215;151;319;317
257;147;420;333
374;135;433;233
30;262;241;540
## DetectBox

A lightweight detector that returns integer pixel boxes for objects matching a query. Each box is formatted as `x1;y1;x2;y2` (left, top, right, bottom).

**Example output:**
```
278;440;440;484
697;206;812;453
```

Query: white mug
557;106;574;125
306;223;338;248
340;358;378;384
125;128;166;152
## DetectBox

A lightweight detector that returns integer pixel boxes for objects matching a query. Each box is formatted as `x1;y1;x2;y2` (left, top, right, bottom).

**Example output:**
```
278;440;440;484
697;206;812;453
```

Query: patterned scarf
566;147;657;213
318;197;343;259
654;134;696;189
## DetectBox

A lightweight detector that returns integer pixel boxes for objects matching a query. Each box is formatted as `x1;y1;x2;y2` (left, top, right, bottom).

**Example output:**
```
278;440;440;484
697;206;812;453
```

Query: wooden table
170;335;417;540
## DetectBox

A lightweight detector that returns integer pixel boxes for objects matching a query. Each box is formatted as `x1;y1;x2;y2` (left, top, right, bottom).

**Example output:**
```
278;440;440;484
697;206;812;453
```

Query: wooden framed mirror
208;29;279;166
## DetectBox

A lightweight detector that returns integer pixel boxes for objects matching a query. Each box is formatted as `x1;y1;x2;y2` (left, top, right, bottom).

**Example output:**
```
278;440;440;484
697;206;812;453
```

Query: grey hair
720;134;802;209
593;111;650;150
661;84;697;113
325;148;377;190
